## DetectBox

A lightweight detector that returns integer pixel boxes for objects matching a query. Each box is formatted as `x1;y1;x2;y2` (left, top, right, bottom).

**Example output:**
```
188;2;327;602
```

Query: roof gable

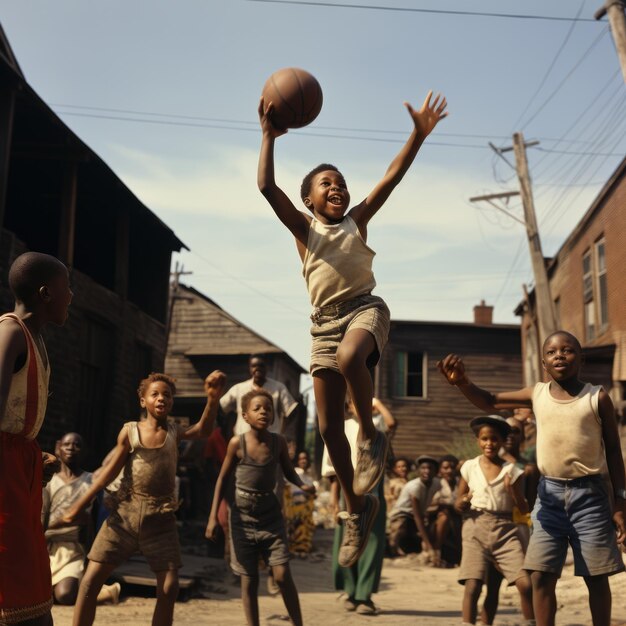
0;23;24;79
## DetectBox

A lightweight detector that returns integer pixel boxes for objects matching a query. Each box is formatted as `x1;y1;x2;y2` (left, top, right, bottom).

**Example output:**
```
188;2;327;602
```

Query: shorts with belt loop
309;294;390;375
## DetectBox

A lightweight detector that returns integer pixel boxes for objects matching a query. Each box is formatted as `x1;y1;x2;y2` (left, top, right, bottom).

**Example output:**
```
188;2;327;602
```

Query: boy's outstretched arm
180;370;226;440
437;353;533;412
598;390;626;545
257;98;310;247
278;436;315;494
350;91;448;232
206;436;239;540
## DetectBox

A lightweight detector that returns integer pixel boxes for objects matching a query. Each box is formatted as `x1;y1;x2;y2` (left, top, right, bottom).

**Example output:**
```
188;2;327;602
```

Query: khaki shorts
309;294;390;375
458;511;526;585
88;498;181;572
49;541;86;585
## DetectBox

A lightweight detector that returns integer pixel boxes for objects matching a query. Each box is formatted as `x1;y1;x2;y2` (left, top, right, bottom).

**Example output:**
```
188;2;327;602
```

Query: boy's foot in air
353;430;389;495
337;494;380;567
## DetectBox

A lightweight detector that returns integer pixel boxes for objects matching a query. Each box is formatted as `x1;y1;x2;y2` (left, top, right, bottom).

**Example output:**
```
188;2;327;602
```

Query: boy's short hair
241;388;273;413
300;163;340;203
8;252;67;305
439;454;459;466
470;414;511;438
137;373;177;399
542;330;582;353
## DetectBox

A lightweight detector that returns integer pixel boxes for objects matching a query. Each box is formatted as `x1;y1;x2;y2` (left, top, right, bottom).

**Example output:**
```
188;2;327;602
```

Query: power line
247;0;597;22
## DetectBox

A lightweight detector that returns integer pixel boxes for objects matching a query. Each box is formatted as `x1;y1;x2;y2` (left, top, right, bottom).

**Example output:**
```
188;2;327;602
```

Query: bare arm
410;495;433;551
278;436;315;494
438;353;534;411
0;320;26;430
455;477;471;514
598;390;626;545
257;98;310;246
350;91;448;233
180;370;227;440
206;436;240;540
372;397;396;431
63;427;131;522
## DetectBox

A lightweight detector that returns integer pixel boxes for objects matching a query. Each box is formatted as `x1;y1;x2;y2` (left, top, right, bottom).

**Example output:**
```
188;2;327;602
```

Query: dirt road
51;529;626;625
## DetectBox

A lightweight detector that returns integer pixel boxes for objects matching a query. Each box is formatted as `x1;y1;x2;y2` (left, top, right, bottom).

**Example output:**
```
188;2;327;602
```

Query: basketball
261;68;323;130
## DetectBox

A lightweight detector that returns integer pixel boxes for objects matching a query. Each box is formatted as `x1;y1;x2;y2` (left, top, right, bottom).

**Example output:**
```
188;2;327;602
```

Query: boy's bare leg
72;561;116;626
462;578;482;624
530;570;558;626
336;329;376;442
240;574;260;626
313;370;365;514
272;564;303;626
153;570;179;626
480;565;503;625
514;574;535;620
584;574;611;626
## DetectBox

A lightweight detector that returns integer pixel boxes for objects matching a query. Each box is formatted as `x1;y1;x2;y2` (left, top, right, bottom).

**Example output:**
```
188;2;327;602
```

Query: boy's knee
54;587;78;605
583;573;610;591
271;565;289;586
464;579;483;600
158;573;179;601
515;575;531;594
318;419;342;441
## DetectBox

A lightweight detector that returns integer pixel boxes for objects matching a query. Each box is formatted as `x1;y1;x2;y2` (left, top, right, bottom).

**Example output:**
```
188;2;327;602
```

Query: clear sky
1;1;624;388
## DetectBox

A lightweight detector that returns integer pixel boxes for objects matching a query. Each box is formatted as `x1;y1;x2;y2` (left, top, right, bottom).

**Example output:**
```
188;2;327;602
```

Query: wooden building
376;302;522;459
0;24;186;463
165;283;306;439
516;156;626;418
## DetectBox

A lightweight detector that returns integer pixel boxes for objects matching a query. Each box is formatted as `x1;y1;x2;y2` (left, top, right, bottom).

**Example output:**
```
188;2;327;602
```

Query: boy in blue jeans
439;330;626;626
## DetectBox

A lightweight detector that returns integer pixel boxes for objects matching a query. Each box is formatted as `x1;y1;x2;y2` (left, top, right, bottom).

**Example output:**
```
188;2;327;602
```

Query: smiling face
477;425;504;460
140;381;174;419
297;451;310;469
243;394;274;431
439;459;458;481
303;170;350;223
542;332;582;383
393;458;409;479
418;461;437;484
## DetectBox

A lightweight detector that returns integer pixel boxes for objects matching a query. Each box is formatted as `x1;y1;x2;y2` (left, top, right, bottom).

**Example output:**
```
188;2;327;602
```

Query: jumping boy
439;330;626;626
206;389;315;626
64;369;226;626
258;90;447;566
0;251;72;625
455;415;534;626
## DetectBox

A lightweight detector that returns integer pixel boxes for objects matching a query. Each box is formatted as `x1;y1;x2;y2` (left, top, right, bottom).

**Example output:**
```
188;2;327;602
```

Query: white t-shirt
390;476;442;520
460;456;523;512
220;377;297;436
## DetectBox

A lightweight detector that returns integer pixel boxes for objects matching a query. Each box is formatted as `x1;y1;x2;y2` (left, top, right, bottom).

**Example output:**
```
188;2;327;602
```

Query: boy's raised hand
204;370;227;400
405;91;448;139
258;97;288;139
437;354;468;386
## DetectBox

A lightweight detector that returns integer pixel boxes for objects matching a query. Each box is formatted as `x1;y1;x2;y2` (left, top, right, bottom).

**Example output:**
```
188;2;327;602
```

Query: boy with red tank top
439;330;626;626
0;252;72;625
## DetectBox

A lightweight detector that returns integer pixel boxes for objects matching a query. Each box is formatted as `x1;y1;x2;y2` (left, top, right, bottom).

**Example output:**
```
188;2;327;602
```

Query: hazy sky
1;1;624;386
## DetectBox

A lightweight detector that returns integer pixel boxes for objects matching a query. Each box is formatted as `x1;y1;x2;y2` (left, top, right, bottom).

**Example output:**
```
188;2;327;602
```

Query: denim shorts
524;475;624;577
309;294;390;375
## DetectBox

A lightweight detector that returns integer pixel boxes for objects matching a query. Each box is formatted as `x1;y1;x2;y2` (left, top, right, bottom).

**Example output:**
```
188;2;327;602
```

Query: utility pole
511;132;558;344
595;0;626;83
469;133;557;365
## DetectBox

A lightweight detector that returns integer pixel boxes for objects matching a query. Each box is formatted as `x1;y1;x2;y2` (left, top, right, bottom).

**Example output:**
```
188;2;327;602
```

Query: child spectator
42;432;120;606
64;370;225;626
440;330;626;626
384;457;410;512
284;449;317;556
206;389;314;626
257;90;447;566
0;251;72;624
388;456;441;560
430;454;462;566
455;415;534;626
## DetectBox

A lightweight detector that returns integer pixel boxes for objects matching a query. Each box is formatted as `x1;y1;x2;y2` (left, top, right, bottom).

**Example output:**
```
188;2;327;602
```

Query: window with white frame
582;249;595;341
394;350;427;397
595;238;608;331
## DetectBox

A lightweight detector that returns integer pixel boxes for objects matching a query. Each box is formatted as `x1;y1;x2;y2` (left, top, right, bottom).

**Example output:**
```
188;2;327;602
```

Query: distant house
165;283;306;440
0;23;186;462
376;302;522;458
516;156;626;418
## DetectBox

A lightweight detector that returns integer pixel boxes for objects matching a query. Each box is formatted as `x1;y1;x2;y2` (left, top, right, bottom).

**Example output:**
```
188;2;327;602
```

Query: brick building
516;156;626;417
0;23;185;464
376;302;522;459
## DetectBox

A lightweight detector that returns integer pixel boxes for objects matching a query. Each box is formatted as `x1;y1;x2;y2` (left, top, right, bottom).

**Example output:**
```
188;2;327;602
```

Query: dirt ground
51;528;626;626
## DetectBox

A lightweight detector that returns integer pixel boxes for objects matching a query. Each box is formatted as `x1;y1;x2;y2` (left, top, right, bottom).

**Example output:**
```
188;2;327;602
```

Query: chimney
474;300;493;325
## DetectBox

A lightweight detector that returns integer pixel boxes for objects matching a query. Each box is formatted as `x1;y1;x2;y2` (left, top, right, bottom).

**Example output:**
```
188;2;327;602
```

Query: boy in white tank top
257;90;448;568
438;331;626;626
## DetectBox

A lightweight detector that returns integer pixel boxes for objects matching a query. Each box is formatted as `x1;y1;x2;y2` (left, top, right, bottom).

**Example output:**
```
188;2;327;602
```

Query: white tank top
533;381;606;479
302;215;376;308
